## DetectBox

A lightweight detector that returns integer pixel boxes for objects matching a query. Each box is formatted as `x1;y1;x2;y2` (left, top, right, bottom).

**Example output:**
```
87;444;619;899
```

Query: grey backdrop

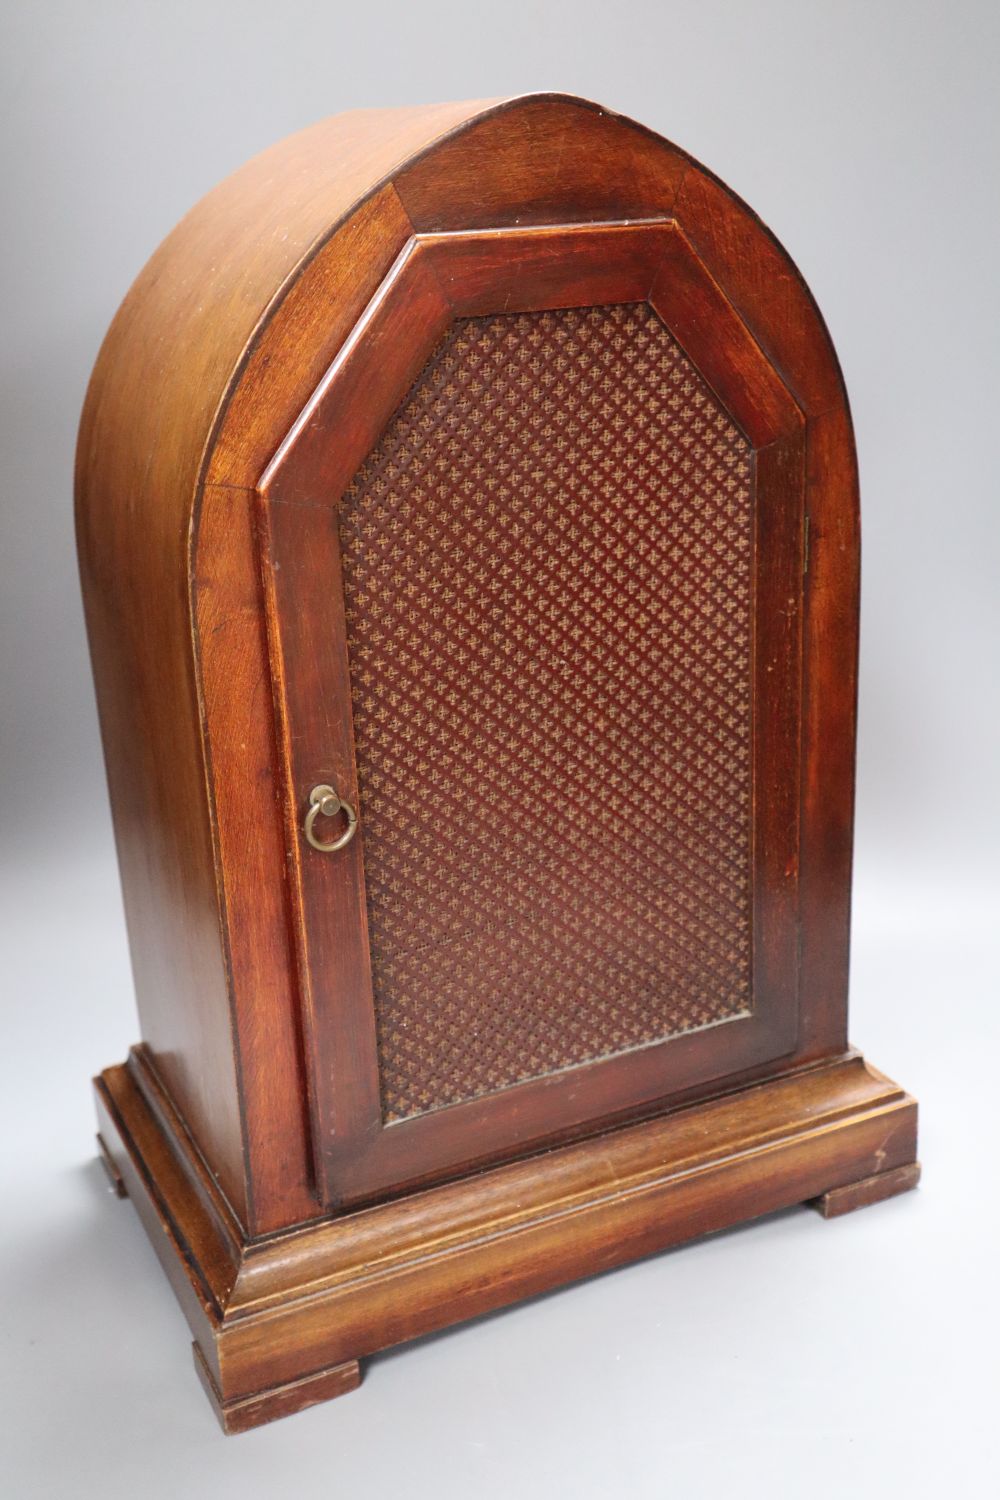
2;2;997;1496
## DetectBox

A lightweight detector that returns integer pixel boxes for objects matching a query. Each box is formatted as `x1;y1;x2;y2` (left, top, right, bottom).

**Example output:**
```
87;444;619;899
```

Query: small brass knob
303;783;358;853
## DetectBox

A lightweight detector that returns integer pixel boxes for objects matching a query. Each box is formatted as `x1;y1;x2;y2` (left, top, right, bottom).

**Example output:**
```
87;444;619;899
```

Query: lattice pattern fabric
339;302;754;1121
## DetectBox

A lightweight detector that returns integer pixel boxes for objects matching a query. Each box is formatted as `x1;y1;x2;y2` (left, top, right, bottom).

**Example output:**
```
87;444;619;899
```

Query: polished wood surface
78;101;505;1228
259;219;805;1205
77;93;918;1429
78;94;863;1233
97;1047;917;1433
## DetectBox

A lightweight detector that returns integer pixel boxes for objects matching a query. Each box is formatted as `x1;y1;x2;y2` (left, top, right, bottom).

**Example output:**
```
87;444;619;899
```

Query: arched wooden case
78;94;918;1433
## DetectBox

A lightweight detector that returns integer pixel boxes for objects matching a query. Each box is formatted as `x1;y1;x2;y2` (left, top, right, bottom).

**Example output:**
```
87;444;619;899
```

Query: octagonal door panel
259;222;807;1207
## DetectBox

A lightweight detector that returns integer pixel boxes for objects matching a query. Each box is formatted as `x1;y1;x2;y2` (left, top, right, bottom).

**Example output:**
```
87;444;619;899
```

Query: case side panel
76;100;503;1232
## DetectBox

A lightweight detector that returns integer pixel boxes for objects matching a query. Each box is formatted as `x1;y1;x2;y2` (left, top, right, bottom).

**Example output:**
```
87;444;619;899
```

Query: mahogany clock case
76;93;919;1433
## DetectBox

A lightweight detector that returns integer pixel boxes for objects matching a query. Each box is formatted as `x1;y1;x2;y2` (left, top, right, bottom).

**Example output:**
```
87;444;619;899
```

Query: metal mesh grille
339;302;754;1121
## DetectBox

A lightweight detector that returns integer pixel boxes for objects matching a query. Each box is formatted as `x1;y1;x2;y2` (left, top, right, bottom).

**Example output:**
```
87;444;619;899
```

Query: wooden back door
259;221;805;1207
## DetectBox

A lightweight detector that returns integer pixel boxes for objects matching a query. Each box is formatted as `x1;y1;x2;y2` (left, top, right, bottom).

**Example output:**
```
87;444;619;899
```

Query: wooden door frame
258;219;806;1207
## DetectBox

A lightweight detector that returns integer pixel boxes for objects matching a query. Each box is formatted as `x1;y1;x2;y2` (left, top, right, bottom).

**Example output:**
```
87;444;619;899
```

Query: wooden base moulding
95;1048;918;1434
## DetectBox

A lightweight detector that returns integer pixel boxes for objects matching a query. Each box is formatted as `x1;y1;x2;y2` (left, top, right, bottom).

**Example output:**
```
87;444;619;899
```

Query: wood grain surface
77;93;917;1429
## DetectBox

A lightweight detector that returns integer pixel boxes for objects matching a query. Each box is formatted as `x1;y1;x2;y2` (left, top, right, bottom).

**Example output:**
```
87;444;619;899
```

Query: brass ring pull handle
303;784;358;853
